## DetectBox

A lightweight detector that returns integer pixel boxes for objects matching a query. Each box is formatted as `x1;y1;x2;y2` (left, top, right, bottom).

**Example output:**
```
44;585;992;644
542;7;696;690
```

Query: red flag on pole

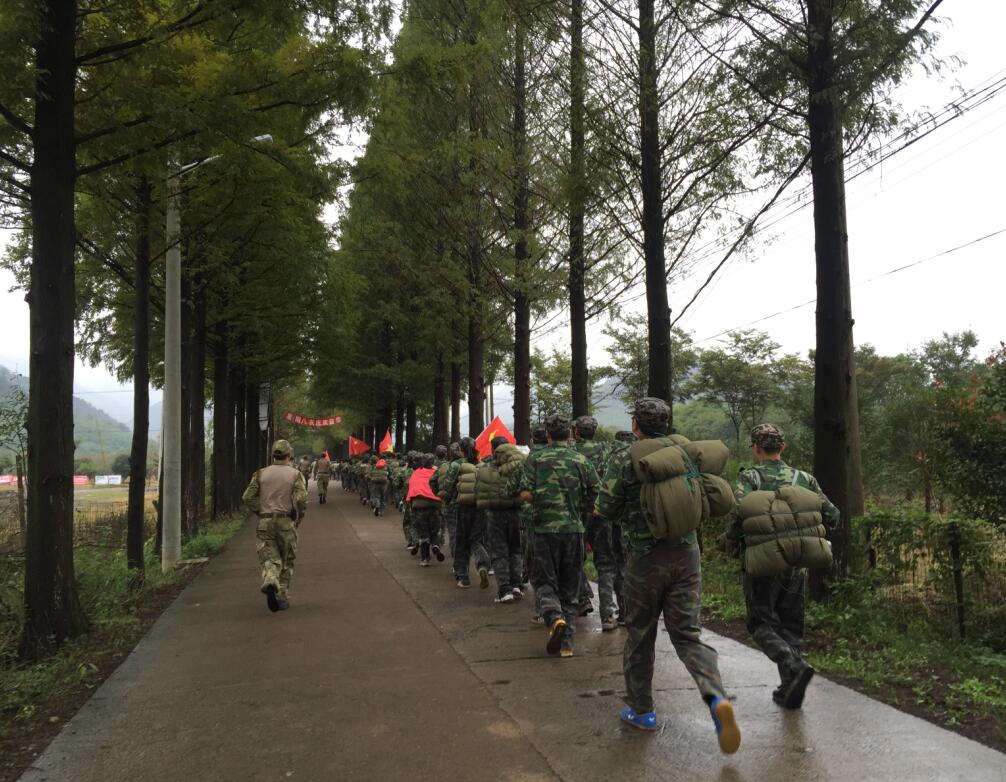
349;435;371;456
475;416;516;459
378;429;393;453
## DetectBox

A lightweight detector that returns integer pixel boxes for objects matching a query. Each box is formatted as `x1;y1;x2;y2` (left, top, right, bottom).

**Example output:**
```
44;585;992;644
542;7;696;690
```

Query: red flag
378;429;393;453
475;416;516;459
349;435;371;456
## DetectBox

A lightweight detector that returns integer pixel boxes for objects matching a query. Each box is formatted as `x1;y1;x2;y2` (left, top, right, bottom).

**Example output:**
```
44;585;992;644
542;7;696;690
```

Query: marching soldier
242;440;308;612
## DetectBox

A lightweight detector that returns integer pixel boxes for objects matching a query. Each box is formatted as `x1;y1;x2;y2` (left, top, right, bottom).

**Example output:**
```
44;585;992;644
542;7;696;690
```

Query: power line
690;226;1006;346
531;68;1006;348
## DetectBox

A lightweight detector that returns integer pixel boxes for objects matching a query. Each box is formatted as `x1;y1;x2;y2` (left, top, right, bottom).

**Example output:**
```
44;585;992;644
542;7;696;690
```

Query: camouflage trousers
341;473;350;490
611;523;626;621
486;508;523;598
744;568;806;680
403;503;417;546
412;506;441;562
453;504;490;579
623;542;725;713
444;501;458;557
256;514;298;600
359;481;370;503
578;515;617;619
369;483;387;511
531;532;583;638
317;474;330;498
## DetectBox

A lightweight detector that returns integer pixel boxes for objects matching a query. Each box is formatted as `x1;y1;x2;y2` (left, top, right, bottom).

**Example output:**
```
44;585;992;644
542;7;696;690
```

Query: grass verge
700;548;1006;752
0;513;245;781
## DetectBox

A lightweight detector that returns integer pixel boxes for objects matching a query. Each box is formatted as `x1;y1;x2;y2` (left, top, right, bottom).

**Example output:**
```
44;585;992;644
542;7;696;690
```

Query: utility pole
162;171;182;571
162;136;271;572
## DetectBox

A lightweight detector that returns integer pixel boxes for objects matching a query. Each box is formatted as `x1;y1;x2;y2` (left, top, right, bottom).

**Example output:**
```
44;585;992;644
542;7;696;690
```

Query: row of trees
0;1;389;659
0;0;950;660
319;0;946;580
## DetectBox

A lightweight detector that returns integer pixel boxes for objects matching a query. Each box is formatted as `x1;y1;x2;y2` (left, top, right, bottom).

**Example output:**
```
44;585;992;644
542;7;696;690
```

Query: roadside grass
0;514;244;733
700;548;1006;746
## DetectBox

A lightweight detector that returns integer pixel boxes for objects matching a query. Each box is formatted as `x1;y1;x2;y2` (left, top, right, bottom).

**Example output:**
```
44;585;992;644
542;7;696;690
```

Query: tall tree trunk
212;327;232;519
21;0;87;659
180;265;192;538
512;9;532;444
232;365;245;508
395;386;405;450
245;380;260;476
638;0;672;413
568;0;589;418
16;455;26;536
432;353;448;447
187;286;207;529
450;361;462;442
127;177;151;577
406;398;417;451
467;85;485;437
365;422;375;451
807;0;864;583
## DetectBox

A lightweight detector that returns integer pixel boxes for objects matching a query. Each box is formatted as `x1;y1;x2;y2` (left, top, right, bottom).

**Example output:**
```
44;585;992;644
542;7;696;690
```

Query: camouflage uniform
733;424;840;701
297;456;312;492
595;399;726;713
573;417;617;622
401;454;418;548
478;439;524;600
447;439;490;585
368;462;391;515
522;428;549;619
242;440;308;611
607;430;636;623
314;455;332;503
431;445;460;552
517;417;599;652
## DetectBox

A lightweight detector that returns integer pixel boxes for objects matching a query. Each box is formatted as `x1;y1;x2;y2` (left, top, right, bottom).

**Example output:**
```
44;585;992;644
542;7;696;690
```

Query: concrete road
21;489;1005;781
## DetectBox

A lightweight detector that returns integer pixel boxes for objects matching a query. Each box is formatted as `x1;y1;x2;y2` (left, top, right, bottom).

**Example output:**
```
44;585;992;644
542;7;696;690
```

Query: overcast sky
1;4;1003;428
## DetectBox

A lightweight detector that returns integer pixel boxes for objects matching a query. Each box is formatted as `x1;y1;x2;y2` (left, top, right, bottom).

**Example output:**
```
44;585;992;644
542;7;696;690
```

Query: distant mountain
0;366;134;459
456;378;633;435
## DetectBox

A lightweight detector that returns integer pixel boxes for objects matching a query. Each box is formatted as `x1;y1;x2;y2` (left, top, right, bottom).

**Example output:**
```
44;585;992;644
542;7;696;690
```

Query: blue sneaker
709;697;741;754
619;707;657;732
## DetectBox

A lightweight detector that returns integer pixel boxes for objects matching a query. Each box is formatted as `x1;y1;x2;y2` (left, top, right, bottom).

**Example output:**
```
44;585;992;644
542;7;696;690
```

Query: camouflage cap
449;442;462;458
614;430;636;443
271;439;293;457
544;413;570;434
630;397;670;434
750;423;785;450
435;444;448;458
531;426;548;444
573;415;598;434
490;435;509;451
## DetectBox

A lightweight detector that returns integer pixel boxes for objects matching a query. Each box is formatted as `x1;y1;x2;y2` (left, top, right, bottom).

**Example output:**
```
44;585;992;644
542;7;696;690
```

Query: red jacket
406;467;441;503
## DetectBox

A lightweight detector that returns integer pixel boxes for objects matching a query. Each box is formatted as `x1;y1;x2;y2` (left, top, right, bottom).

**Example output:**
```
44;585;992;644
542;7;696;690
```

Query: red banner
475;416;517;459
283;412;343;428
73;475;90;486
0;475;15;485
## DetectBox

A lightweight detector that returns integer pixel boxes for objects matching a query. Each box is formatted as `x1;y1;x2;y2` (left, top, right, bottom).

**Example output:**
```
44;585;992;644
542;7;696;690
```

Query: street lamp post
162;171;183;571
161;136;272;572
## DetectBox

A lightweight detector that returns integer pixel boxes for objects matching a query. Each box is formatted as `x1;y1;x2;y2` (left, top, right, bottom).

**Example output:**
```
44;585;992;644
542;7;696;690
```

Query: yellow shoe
546;617;567;655
710;697;741;754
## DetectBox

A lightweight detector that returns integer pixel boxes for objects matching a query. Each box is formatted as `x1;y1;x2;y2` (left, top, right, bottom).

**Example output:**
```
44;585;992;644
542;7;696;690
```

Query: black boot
780;658;815;709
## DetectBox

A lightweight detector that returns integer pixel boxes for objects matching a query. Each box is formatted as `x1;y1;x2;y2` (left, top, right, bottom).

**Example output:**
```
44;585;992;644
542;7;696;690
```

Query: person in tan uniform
314;453;332;504
242;440;308;612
